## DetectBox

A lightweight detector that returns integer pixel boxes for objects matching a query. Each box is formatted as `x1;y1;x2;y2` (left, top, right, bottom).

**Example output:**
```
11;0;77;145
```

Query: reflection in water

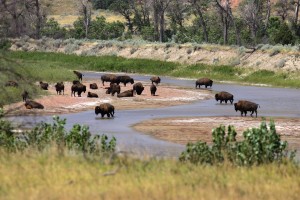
6;72;300;157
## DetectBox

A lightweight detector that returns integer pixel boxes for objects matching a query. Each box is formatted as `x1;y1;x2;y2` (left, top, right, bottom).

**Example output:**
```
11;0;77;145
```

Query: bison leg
101;113;104;118
255;110;257;118
230;100;233;104
107;113;111;117
225;100;228;104
244;111;247;116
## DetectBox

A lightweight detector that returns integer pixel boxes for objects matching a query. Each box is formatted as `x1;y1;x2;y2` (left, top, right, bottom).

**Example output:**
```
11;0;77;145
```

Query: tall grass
0;150;299;199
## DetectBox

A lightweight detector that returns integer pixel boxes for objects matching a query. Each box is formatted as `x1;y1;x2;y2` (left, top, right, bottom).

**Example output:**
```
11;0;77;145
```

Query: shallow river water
8;72;300;157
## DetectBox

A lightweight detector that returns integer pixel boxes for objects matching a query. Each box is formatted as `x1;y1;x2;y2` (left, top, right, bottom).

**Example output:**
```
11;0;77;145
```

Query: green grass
0;150;299;199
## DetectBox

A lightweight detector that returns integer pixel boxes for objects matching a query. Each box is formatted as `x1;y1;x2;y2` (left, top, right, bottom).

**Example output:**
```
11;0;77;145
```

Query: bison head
95;106;101;115
130;78;134;84
215;94;219;101
234;103;238;112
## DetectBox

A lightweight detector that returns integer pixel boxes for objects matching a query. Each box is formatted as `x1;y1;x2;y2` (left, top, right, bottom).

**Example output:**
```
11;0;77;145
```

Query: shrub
0;39;11;50
179;120;295;166
275;59;286;68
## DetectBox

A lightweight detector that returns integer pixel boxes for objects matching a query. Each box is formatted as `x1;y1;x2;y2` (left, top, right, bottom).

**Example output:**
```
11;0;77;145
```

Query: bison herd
5;71;260;118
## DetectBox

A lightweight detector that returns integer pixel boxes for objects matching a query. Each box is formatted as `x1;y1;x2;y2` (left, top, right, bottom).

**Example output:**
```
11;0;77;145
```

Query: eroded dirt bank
133;117;300;148
4;79;212;116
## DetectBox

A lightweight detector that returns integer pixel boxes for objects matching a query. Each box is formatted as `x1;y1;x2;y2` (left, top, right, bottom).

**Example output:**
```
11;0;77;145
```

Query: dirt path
4;79;213;116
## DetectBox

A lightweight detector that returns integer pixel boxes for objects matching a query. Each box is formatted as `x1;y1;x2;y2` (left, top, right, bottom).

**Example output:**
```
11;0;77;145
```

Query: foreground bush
0;111;116;155
179;120;295;166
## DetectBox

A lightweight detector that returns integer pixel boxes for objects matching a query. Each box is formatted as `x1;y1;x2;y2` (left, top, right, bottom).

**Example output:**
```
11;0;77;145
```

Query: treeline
1;0;300;46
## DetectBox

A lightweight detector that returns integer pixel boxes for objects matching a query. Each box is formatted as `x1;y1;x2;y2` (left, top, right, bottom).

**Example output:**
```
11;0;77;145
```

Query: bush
0;39;11;50
179;120;295;166
0;115;116;155
41;18;67;39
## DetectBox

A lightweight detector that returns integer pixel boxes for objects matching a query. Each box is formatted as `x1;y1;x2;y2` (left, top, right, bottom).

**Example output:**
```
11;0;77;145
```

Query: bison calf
234;100;260;117
150;84;157;96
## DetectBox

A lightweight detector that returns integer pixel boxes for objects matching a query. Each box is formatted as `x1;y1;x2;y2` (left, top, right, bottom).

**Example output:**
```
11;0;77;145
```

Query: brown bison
133;82;144;95
5;80;18;87
215;91;234;104
101;74;117;86
234;100;260;117
195;78;213;88
95;103;115;118
21;90;29;102
25;100;44;109
150;76;161;85
73;70;83;81
71;83;86;97
150;84;157;96
87;92;98;98
39;81;49;90
90;83;98;89
117;89;134;98
73;80;80;85
115;75;134;86
55;82;64;95
105;83;121;96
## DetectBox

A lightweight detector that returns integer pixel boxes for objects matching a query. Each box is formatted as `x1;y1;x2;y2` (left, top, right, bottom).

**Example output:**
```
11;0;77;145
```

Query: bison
215;91;234;104
234;100;260;117
55;82;64;95
115;75;134;86
150;84;157;96
71;83;86;97
5;80;18;87
90;83;98;90
25;100;44;109
101;74;117;86
73;80;80;85
150;76;161;85
73;70;83;81
95;103;115;118
117;89;134;98
21;90;29;102
133;82;144;95
105;83;121;96
195;78;213;89
39;81;49;90
87;92;98;98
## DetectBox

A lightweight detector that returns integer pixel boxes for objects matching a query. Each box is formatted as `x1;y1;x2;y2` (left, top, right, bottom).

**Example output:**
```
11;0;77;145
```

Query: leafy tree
41;18;67;39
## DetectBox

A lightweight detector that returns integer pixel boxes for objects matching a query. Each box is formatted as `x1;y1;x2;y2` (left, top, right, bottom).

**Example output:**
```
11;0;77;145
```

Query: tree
109;0;134;33
275;0;293;21
77;0;92;38
132;0;151;32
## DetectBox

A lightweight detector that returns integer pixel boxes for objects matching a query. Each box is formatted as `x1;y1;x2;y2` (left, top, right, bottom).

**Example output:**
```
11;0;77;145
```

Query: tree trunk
35;0;41;39
194;5;208;42
159;9;164;42
153;1;159;41
295;0;300;25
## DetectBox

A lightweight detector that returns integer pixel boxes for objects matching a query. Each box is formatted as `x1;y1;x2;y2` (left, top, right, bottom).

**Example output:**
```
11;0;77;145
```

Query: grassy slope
0;151;299;199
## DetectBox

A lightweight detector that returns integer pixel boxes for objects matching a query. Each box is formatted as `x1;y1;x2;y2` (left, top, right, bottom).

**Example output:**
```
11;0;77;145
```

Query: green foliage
0;115;116;155
92;0;115;9
180;120;295;166
141;26;155;42
268;18;295;45
0;39;11;50
41;18;67;39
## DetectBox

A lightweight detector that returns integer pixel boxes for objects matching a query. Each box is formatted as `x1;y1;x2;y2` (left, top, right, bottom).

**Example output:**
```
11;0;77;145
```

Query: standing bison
215;91;234;104
39;81;49;90
195;78;213;88
101;74;117;86
117;89;134;98
95;103;115;118
106;83;121;96
73;70;83;81
71;83;86;97
115;75;134;86
150;84;157;96
25;100;44;109
55;82;64;95
133;82;144;95
21;90;29;102
87;92;98;98
150;76;161;85
90;83;98;89
234;100;260;117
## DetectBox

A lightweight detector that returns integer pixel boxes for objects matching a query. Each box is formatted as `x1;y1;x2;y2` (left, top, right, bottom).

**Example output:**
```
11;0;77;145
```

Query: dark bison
234;100;260;117
195;78;213;88
101;74;117;86
39;81;49;90
106;83;121;96
71;83;86;97
115;75;134;86
150;84;157;96
87;92;98;98
55;82;64;95
90;83;98;89
5;80;18;87
95;103;115;118
215;91;234;104
25;100;44;109
21;90;29;102
133;82;144;95
73;70;83;81
117;89;134;98
150;76;161;85
73;80;80;85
